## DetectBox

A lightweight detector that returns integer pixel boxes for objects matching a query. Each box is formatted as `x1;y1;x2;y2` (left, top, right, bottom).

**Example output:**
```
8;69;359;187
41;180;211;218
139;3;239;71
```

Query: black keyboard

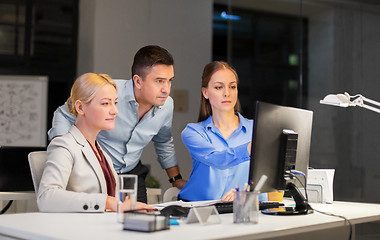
213;201;285;214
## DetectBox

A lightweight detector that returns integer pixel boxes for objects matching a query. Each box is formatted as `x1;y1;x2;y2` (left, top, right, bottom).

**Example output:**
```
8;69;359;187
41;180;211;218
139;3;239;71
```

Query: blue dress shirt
48;79;178;173
178;113;253;201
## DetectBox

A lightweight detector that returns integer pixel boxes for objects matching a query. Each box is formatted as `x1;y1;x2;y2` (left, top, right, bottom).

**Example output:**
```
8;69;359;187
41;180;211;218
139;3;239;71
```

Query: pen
253;174;268;192
243;183;248;192
235;183;240;201
247;180;252;192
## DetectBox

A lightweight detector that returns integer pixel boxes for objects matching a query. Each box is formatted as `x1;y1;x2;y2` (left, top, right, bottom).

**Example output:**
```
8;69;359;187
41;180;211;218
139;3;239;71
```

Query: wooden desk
0;201;379;240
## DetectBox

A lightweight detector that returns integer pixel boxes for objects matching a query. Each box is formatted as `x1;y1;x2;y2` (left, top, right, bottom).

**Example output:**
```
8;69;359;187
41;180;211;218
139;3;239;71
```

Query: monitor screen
0;146;46;191
248;101;314;215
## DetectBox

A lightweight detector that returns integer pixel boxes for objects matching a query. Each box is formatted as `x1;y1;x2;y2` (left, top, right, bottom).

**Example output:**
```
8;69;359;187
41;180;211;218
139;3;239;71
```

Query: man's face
135;64;174;107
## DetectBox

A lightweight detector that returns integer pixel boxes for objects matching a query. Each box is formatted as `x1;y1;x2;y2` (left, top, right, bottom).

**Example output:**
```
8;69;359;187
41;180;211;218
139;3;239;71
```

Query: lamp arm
362;96;380;107
360;104;380;114
351;94;380;113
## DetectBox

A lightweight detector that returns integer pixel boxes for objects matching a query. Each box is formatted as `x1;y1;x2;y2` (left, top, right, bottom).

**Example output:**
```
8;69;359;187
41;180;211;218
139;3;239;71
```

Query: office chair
27;151;47;194
163;187;180;202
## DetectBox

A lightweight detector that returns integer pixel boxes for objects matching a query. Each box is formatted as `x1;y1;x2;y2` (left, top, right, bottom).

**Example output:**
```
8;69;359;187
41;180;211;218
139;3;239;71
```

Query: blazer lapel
69;126;107;194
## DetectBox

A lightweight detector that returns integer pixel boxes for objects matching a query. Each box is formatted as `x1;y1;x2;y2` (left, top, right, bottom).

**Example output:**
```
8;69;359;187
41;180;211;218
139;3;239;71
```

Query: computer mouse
160;205;190;217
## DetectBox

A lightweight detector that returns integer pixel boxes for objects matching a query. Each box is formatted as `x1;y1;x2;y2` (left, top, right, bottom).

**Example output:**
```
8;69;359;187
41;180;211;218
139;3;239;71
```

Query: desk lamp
320;92;380;114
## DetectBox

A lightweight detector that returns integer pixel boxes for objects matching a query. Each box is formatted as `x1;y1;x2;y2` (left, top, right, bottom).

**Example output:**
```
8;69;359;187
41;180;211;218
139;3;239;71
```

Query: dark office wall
212;4;308;118
308;7;380;203
213;1;380;203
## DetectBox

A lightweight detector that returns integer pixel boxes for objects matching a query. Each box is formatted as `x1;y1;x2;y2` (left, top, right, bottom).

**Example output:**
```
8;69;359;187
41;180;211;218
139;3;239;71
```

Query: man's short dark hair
131;45;174;78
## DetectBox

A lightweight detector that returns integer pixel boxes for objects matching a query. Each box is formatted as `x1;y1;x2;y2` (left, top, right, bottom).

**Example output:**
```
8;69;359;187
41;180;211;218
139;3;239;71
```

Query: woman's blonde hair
66;73;117;117
198;61;241;122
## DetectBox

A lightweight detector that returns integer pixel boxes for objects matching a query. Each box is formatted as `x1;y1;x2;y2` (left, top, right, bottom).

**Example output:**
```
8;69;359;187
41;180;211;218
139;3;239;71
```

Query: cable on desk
290;171;351;240
0;200;13;215
289;170;351;240
312;208;352;240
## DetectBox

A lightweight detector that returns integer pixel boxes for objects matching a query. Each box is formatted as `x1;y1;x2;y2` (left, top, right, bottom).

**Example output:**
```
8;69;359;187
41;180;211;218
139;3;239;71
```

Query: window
213;3;308;118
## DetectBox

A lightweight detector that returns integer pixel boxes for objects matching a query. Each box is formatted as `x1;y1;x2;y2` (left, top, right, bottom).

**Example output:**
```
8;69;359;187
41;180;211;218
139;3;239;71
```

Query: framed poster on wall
0;75;48;147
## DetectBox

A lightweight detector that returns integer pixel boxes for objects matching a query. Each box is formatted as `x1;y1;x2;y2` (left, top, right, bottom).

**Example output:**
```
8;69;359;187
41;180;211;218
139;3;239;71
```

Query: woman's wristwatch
168;173;182;183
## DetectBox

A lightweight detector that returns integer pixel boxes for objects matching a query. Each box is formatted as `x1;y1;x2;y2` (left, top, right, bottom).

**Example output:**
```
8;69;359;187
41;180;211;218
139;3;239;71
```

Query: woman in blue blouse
178;61;253;202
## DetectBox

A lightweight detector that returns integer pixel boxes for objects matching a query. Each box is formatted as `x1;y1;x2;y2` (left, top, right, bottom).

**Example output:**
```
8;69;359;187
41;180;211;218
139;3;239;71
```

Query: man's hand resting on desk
221;189;236;202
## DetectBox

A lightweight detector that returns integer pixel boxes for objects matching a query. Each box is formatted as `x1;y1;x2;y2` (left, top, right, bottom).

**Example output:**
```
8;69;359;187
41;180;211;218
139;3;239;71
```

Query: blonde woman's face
202;69;238;114
82;84;118;131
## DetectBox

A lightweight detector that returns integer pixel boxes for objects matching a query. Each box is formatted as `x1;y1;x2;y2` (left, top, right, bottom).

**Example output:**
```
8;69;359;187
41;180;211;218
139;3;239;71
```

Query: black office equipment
159;201;285;217
160;205;190;218
0;146;46;191
249;101;314;215
214;201;285;214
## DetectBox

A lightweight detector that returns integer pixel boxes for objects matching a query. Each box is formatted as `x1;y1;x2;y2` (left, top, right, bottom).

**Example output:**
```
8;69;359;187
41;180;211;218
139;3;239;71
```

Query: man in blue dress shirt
48;45;186;203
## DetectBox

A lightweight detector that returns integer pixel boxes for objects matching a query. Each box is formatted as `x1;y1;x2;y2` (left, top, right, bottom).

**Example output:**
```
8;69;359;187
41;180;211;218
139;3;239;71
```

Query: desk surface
0;201;380;240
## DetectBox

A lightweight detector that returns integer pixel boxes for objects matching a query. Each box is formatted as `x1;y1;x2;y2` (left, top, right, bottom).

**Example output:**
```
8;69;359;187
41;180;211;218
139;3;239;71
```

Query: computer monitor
248;101;313;215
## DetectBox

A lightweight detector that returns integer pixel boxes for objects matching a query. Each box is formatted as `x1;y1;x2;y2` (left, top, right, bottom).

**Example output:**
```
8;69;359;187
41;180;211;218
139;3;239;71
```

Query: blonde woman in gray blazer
38;73;154;213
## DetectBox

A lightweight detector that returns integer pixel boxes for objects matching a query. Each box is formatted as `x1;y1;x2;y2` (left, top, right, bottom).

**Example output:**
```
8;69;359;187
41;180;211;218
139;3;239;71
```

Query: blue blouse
178;113;253;201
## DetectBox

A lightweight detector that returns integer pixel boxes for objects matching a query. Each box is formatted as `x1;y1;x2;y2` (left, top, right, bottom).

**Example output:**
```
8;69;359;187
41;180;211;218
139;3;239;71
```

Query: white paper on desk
152;200;222;210
307;169;335;203
151;201;183;210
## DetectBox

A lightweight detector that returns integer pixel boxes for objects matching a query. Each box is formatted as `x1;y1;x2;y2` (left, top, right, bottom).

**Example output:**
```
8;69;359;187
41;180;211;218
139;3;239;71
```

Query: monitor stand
261;182;314;215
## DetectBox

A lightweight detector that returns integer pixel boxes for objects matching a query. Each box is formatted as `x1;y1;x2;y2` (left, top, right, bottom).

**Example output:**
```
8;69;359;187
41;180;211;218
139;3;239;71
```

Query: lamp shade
320;94;351;107
320;92;380;114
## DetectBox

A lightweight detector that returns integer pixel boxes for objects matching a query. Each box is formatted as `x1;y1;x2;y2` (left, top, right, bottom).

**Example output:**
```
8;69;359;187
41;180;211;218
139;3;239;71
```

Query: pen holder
233;191;259;224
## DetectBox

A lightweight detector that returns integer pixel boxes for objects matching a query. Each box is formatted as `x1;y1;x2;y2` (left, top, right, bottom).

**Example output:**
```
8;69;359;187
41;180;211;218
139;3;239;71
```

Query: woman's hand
120;197;157;212
106;196;156;212
135;201;157;212
105;196;118;212
221;188;236;202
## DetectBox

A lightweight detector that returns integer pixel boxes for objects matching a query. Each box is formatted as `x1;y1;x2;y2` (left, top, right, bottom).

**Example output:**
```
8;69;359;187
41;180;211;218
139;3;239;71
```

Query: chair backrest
163;187;180;202
28;151;47;194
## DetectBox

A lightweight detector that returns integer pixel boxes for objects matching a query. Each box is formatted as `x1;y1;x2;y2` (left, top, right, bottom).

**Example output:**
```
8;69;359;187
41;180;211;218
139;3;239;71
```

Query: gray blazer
38;125;119;212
